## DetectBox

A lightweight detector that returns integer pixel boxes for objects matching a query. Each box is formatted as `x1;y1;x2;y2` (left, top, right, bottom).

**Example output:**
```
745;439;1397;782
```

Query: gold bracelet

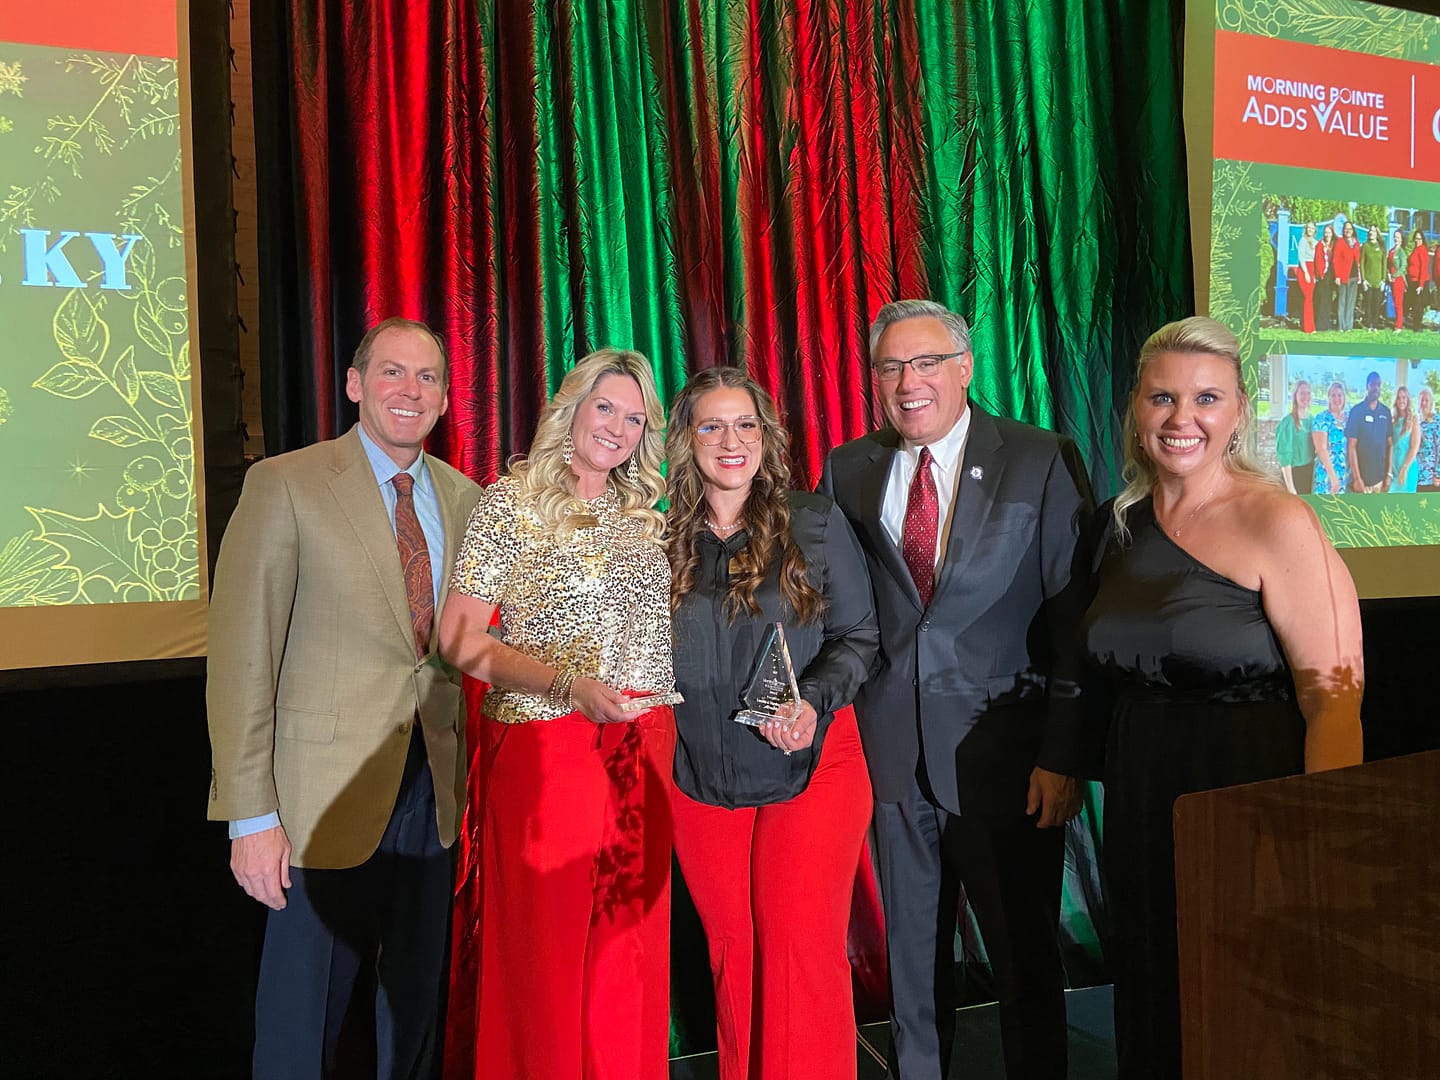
548;669;578;712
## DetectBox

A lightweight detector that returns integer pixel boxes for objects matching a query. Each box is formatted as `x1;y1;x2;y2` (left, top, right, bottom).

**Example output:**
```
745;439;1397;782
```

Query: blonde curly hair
508;348;667;541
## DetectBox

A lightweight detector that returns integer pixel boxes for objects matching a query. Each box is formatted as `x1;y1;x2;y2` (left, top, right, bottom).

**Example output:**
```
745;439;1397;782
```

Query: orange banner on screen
2;1;176;57
1213;29;1440;182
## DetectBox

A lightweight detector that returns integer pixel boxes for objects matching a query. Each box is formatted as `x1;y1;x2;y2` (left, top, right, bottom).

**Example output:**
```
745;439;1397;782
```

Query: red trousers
472;708;675;1080
1392;275;1407;329
671;707;872;1080
1296;273;1315;333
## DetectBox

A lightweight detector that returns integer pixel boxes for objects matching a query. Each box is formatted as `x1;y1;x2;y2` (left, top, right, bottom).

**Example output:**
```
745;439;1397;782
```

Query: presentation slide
0;3;207;669
1186;0;1440;598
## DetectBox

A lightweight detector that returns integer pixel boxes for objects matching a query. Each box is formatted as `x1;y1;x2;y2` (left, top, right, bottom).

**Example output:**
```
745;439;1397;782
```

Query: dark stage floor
670;984;1117;1079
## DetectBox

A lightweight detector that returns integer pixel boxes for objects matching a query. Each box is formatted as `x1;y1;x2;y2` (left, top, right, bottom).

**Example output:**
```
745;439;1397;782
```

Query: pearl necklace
706;517;742;536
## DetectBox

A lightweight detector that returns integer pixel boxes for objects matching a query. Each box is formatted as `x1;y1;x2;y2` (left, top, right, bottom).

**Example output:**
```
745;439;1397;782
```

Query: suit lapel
430;463;462;655
328;429;416;653
932;406;1004;600
858;432;924;611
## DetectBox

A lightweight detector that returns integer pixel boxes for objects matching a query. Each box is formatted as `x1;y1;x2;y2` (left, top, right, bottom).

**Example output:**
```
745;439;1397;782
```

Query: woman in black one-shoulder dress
1083;317;1364;1080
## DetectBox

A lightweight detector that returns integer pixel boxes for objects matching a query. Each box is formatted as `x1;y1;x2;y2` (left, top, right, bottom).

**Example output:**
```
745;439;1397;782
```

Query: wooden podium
1173;751;1440;1078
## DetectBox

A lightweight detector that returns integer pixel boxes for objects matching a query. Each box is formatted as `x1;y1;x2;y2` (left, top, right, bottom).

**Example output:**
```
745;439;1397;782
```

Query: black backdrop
4;600;1434;1075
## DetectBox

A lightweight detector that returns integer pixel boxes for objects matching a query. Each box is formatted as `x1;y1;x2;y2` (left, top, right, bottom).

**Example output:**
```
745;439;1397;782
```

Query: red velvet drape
263;0;980;1066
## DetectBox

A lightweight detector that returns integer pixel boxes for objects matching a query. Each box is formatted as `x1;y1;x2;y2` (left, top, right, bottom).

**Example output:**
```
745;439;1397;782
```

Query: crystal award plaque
621;687;686;711
734;622;801;727
608;608;685;713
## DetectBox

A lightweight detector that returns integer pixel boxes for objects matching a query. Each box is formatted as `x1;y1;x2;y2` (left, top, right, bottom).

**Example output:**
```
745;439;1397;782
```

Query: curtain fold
252;0;1191;1057
961;0;1190;480
256;0;1187;493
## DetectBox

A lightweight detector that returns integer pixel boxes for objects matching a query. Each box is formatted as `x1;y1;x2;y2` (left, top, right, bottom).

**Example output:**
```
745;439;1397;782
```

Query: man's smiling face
873;315;973;445
346;326;449;468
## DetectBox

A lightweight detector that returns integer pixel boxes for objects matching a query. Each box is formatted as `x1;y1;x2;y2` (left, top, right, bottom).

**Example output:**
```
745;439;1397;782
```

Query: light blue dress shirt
230;425;447;840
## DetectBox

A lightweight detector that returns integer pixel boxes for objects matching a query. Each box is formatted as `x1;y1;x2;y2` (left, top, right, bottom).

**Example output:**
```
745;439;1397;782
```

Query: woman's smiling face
1133;350;1242;481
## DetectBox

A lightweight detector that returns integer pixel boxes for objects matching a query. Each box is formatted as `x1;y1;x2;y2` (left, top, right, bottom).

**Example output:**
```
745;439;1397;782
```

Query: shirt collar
902;404;971;475
356;423;430;494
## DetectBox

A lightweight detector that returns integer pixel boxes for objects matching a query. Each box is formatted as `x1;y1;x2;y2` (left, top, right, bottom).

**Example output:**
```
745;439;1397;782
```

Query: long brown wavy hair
666;367;824;624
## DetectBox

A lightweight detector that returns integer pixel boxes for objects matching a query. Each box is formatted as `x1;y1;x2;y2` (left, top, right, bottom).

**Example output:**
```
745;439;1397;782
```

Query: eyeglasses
870;351;964;381
694;416;763;446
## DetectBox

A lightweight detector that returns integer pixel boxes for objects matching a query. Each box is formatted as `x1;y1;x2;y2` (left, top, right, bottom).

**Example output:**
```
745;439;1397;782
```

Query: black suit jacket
820;406;1097;815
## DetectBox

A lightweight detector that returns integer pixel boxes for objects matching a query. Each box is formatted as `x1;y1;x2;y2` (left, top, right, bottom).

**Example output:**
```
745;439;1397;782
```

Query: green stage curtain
253;0;1193;1058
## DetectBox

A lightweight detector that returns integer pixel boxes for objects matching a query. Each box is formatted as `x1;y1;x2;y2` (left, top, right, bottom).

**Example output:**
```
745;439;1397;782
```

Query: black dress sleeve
1070;495;1120;781
1034;436;1100;778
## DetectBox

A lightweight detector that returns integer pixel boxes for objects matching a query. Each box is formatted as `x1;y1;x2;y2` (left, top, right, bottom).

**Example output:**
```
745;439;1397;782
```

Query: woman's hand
760;700;819;753
571;677;635;724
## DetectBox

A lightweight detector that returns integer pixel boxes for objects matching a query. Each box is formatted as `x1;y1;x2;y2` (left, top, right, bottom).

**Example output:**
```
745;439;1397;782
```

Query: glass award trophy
608;610;684;712
734;622;801;727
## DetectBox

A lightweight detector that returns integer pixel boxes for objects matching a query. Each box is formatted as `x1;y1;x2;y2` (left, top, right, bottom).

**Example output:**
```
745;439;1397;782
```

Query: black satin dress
1083;499;1305;1080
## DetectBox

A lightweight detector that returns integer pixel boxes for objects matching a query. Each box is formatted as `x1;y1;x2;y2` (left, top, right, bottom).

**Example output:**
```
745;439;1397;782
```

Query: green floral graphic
0;531;82;607
0;57;22;138
1;44;196;608
1219;0;1438;60
20;264;197;603
1312;496;1440;548
0;59;26;96
1;51;179;252
1208;160;1267;371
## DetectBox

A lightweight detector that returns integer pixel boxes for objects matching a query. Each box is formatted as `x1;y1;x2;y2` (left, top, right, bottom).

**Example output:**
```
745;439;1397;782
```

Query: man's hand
1026;767;1081;828
231;825;292;910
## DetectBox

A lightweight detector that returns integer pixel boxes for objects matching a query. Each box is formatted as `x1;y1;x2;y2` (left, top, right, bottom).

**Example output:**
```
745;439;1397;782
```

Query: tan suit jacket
206;426;482;869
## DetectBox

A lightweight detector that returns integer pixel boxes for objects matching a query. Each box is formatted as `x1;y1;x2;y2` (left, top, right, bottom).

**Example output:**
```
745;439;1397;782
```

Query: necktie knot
392;472;414;497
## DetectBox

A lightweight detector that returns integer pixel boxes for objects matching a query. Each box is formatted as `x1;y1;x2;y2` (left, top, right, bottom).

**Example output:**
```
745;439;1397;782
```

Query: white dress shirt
880;405;972;570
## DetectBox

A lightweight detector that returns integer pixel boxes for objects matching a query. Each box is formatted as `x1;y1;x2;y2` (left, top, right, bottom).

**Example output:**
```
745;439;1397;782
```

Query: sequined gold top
448;476;675;723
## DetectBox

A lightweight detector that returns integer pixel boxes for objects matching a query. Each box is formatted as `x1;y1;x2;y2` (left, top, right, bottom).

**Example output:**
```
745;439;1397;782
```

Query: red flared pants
671;707;873;1080
472;708;675;1080
1296;272;1315;333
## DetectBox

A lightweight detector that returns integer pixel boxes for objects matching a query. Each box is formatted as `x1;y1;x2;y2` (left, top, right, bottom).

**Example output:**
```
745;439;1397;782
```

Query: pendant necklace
1168;481;1219;538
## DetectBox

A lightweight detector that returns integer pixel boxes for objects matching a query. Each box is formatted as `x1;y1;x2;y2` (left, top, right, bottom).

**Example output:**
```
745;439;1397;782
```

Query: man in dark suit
821;300;1095;1080
208;317;481;1078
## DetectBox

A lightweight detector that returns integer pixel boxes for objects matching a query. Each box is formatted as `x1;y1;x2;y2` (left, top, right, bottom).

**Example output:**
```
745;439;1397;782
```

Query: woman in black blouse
665;367;879;1080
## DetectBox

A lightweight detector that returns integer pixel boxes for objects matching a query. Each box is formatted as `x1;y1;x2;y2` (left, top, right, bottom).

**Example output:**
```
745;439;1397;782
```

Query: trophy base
620;690;686;712
734;709;795;728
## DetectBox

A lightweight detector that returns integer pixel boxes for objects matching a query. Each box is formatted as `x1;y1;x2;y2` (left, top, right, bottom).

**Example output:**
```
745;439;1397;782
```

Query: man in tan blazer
207;317;481;1079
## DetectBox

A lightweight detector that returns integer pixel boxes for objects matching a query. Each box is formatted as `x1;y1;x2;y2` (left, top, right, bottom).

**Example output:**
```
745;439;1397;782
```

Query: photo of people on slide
1259;355;1440;503
1259;198;1439;343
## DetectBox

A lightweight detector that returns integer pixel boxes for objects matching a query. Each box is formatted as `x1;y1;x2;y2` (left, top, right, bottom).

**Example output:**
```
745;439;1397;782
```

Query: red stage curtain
251;0;1190;1057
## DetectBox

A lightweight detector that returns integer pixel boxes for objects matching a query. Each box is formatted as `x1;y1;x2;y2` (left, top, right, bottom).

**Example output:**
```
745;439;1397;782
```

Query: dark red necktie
392;472;434;657
901;447;939;606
